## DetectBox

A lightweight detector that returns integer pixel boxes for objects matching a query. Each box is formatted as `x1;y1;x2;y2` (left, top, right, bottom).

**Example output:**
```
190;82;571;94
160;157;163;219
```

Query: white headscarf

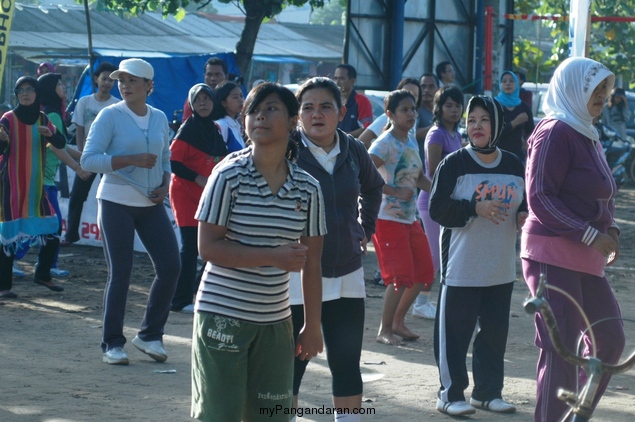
543;57;614;142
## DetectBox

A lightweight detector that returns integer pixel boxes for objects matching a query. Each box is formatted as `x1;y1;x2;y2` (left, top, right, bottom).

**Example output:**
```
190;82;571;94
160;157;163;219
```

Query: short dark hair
296;77;343;108
419;72;439;87
335;64;357;80
397;77;422;108
435;61;452;80
94;62;117;79
432;85;464;130
516;71;526;83
205;57;228;75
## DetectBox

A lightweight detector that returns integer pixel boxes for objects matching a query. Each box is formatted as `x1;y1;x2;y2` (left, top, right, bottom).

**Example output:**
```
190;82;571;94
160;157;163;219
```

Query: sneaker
178;304;194;314
470;398;517;413
413;301;437;320
436;398;476;416
12;263;25;278
50;268;70;278
103;347;129;365
373;269;384;286
131;335;167;362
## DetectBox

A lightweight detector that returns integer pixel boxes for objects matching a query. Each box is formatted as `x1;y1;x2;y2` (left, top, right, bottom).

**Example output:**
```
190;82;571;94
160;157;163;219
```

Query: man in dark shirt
333;64;373;137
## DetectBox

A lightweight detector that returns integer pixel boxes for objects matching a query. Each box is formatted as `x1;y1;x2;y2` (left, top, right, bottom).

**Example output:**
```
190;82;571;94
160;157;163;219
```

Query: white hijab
543;57;614;142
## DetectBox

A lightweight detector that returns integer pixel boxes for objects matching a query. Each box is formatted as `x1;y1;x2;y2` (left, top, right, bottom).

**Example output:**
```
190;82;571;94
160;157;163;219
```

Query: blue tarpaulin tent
68;52;239;120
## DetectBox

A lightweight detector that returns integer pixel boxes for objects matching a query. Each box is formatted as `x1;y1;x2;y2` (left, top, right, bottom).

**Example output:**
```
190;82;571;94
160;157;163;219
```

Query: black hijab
37;73;66;137
13;76;41;125
38;73;63;115
466;95;505;155
174;83;228;156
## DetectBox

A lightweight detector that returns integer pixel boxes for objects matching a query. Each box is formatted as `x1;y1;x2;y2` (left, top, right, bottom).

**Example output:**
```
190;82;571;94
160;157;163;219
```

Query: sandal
34;279;64;292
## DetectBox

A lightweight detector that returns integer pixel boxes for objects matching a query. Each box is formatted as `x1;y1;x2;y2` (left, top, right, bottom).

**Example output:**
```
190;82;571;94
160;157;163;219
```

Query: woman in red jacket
169;83;228;313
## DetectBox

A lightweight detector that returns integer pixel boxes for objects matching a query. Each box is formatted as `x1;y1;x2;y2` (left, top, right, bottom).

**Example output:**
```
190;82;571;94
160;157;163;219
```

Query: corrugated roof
9;4;343;60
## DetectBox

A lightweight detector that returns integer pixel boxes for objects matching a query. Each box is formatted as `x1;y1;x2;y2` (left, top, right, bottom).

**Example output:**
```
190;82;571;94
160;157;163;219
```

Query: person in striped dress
192;83;327;421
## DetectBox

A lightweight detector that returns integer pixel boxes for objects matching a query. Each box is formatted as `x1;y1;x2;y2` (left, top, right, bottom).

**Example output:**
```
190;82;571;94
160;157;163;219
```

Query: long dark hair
242;82;299;161
609;87;626;110
432;85;464;130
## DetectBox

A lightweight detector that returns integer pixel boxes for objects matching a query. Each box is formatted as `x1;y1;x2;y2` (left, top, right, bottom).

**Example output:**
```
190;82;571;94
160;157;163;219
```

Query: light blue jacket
81;102;170;196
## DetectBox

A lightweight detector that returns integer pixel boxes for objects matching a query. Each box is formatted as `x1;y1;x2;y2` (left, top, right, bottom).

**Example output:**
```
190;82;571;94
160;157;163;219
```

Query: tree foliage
89;0;331;77
514;0;635;87
310;0;344;25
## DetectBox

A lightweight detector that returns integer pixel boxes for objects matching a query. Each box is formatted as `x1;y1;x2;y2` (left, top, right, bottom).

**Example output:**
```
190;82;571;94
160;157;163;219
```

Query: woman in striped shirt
192;83;326;421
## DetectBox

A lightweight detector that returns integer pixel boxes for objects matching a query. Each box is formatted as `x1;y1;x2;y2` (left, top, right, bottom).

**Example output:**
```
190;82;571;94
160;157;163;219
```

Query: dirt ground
2;187;635;422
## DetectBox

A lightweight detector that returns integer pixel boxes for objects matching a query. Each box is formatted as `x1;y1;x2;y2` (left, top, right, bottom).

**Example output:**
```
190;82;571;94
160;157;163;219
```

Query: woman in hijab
169;83;227;313
25;73;90;278
429;96;526;416
0;76;67;298
495;70;534;163
521;57;625;422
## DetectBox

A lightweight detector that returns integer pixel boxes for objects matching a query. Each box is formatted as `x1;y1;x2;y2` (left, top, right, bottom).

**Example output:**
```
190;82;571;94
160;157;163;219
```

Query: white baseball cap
110;58;154;80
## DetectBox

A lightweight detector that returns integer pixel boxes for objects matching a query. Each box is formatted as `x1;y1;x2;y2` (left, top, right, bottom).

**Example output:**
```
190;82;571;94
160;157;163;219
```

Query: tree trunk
234;0;268;77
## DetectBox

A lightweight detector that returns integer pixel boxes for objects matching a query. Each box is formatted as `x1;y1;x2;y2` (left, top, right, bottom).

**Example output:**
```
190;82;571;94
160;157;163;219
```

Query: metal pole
475;0;485;94
389;0;404;89
84;0;95;93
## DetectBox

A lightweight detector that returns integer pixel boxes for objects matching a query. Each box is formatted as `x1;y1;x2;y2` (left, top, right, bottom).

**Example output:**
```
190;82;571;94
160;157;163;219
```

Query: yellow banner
0;0;14;86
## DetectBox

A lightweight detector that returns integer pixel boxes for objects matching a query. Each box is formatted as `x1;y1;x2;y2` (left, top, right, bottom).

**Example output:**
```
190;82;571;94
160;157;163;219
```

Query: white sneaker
470;398;517;413
50;268;70;278
373;269;384;286
103;347;129;365
436;398;476;416
412;301;437;320
179;304;194;314
132;335;167;362
12;263;25;278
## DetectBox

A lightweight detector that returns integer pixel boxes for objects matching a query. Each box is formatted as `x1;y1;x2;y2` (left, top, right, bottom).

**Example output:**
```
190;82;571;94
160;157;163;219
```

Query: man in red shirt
333;64;373;138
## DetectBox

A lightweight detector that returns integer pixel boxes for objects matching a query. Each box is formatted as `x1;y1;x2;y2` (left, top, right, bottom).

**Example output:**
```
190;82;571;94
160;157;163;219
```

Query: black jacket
294;129;384;277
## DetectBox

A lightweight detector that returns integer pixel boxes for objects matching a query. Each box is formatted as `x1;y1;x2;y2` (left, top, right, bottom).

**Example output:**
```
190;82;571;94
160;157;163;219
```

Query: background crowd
0;55;626;422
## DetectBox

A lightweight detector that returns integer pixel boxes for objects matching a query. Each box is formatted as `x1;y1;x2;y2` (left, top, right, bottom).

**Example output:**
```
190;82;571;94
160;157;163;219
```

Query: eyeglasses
16;87;35;95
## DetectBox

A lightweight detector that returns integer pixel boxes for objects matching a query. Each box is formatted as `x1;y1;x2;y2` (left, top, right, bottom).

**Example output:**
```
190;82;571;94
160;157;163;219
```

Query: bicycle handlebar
524;274;635;421
523;274;635;375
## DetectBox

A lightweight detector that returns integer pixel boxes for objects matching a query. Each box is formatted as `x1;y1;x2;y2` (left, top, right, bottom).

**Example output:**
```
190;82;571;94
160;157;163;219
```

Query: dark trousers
171;226;200;311
99;199;180;352
65;172;97;243
0;234;59;291
291;297;365;397
434;282;514;403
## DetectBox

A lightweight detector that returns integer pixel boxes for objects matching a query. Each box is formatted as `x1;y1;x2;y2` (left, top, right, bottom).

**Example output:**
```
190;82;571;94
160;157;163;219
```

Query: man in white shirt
63;62;120;245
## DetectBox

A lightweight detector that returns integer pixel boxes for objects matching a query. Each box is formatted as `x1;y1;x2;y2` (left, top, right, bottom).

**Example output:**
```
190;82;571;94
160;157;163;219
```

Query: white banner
58;167;181;253
569;0;591;57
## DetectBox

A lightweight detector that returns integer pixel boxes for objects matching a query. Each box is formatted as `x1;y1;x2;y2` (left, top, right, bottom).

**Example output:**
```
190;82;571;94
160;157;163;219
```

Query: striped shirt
194;147;326;324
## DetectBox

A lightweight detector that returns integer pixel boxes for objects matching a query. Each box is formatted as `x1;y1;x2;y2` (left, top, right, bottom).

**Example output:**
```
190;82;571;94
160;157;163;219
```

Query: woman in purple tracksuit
521;57;625;421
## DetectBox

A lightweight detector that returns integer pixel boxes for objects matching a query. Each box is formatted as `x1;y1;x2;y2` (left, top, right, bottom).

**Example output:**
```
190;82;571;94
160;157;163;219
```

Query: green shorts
191;312;294;422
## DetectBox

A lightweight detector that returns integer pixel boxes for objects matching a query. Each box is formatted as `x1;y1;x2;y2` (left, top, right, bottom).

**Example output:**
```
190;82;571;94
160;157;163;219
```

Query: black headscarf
13;76;41;125
37;73;67;138
466;95;505;155
37;73;63;116
174;83;228;156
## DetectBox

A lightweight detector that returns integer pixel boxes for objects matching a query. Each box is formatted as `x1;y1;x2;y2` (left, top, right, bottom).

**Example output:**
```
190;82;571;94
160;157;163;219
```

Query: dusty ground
2;187;635;422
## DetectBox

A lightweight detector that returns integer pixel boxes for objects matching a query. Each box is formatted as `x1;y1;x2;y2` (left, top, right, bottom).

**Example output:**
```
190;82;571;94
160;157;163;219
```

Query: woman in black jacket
289;77;384;419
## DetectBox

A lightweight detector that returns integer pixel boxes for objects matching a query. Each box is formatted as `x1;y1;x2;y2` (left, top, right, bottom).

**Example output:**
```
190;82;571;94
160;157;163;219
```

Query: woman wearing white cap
81;58;181;366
